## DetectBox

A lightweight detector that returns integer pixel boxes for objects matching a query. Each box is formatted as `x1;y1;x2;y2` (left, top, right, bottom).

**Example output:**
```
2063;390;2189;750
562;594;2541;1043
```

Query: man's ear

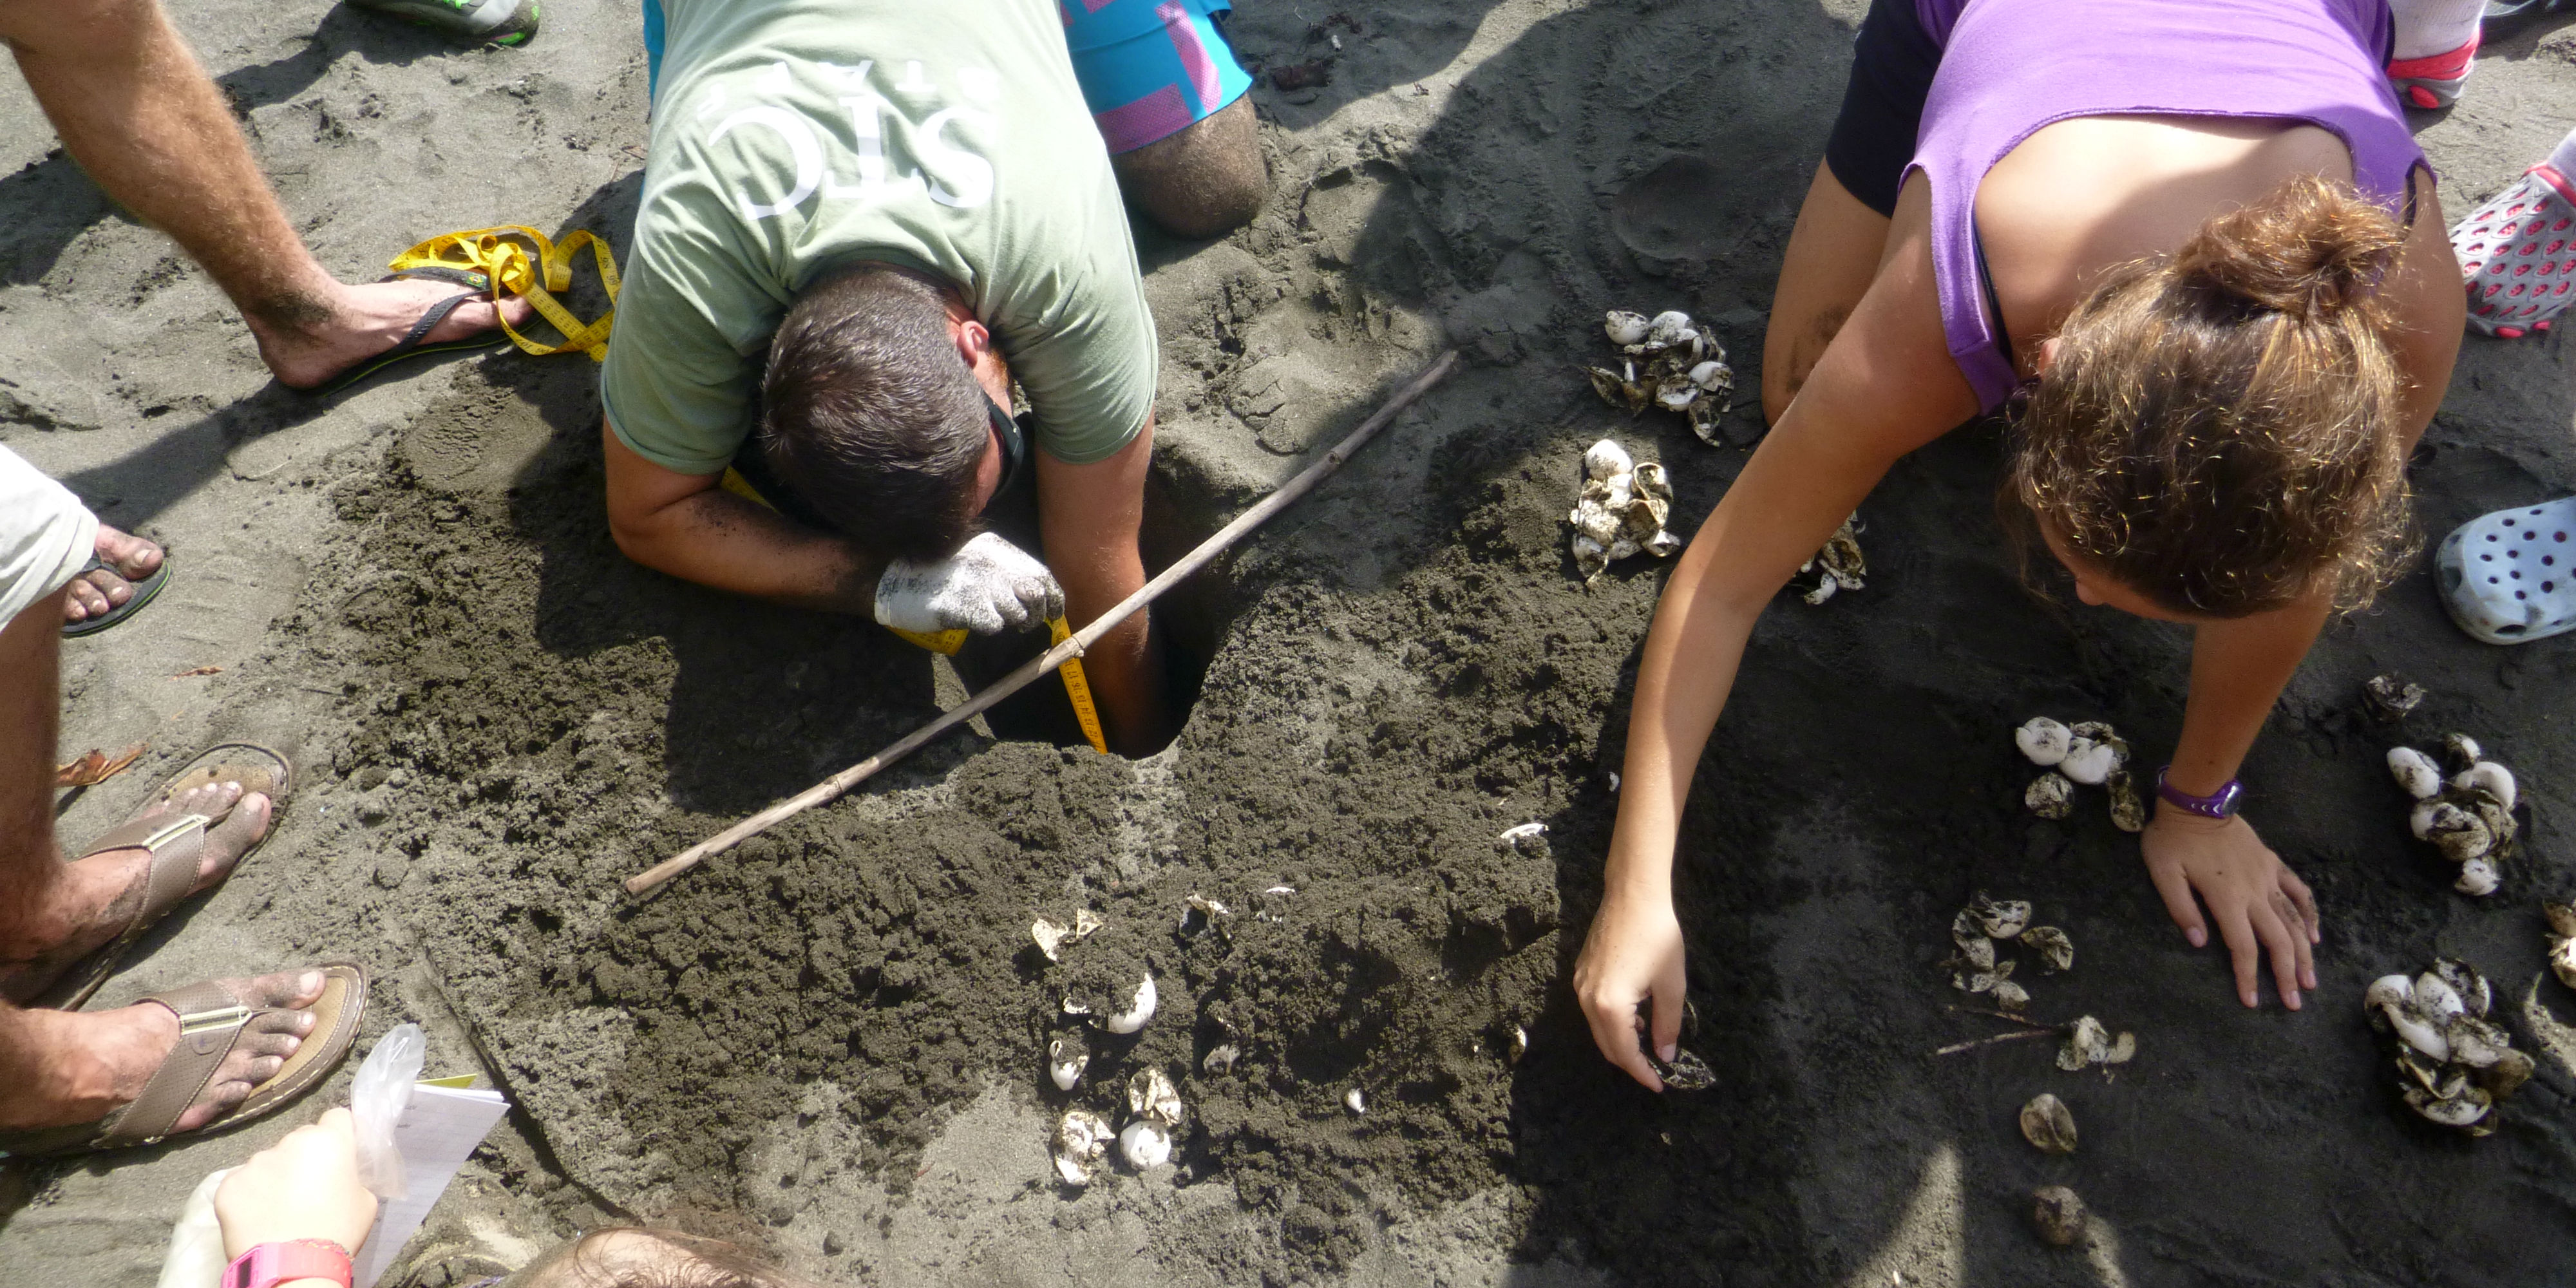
953;317;993;367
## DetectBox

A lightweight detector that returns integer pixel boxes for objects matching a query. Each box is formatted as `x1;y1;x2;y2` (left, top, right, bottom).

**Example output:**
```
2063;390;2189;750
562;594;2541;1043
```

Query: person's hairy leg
1111;96;1267;239
0;586;319;1132
0;586;277;1001
0;0;524;388
1761;162;1894;425
0;969;325;1132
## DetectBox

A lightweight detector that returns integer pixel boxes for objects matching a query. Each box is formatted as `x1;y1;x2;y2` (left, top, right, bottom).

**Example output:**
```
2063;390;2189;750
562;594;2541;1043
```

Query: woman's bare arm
1577;179;1978;1088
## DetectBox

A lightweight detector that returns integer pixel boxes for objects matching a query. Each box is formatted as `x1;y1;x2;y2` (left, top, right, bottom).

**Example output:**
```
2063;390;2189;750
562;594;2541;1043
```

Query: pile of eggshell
2549;902;2576;989
1567;439;1681;582
1794;514;1866;606
1944;891;2074;1014
1588;309;1736;445
1033;908;1173;1186
2364;958;2532;1135
2385;734;2519;896
2015;717;2145;832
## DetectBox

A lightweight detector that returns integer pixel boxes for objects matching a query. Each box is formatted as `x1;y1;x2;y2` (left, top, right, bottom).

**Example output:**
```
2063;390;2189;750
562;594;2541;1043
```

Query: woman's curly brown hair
2001;173;2421;618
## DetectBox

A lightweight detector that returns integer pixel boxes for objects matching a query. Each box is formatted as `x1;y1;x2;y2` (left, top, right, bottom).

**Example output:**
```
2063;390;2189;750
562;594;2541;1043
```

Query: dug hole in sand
8;1;2576;1284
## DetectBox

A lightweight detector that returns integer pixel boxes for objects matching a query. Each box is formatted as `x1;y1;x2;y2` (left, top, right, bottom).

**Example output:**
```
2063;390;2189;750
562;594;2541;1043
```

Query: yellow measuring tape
717;468;1109;755
388;225;620;361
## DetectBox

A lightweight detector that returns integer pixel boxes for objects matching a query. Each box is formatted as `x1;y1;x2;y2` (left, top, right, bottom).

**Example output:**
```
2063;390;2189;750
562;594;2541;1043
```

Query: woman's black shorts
1823;0;1945;218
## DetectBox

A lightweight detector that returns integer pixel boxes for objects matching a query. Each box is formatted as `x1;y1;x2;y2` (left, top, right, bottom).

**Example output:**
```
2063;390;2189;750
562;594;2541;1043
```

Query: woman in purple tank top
1575;0;2466;1089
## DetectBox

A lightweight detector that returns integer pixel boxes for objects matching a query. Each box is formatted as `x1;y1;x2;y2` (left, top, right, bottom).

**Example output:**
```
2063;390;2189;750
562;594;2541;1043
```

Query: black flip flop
60;550;169;638
308;265;513;396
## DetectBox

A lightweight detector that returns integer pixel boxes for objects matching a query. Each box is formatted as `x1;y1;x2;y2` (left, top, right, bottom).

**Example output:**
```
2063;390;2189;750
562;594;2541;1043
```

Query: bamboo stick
625;350;1460;896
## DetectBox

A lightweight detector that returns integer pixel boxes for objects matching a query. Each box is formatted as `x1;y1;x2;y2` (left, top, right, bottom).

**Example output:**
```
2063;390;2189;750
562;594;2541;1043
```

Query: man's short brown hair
757;265;986;562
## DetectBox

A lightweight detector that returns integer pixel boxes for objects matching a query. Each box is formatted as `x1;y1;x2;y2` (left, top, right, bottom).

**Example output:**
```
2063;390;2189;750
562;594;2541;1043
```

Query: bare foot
1;782;273;1003
61;526;164;626
251;278;536;390
0;968;325;1132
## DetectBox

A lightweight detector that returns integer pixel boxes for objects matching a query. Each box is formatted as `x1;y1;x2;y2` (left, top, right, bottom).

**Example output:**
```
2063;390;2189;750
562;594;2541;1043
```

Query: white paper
351;1083;511;1288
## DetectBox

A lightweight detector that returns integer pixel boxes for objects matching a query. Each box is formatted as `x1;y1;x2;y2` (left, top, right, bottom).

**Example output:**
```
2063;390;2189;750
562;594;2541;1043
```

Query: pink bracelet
223;1238;352;1288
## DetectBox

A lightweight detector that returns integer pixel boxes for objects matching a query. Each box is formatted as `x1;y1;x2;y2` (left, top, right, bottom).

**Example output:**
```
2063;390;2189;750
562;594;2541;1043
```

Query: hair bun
2172;174;2406;323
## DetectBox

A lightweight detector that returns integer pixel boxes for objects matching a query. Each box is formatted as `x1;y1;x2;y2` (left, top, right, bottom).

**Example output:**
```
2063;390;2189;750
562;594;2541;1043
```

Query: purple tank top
1908;0;2427;412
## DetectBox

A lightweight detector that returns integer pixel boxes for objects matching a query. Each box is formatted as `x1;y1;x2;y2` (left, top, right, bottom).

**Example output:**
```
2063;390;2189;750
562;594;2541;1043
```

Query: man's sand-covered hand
875;532;1065;635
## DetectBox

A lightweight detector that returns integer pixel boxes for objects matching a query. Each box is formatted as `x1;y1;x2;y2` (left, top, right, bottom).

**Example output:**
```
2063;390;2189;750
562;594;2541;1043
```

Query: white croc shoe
2437;497;2576;643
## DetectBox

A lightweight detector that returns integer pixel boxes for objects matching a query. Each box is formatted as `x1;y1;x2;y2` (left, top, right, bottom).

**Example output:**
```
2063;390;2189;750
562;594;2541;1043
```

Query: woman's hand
2140;808;2320;1009
1573;891;1687;1090
214;1107;379;1258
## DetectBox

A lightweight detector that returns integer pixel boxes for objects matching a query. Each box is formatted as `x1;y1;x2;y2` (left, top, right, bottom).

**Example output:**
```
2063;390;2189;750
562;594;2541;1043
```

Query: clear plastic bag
350;1023;424;1200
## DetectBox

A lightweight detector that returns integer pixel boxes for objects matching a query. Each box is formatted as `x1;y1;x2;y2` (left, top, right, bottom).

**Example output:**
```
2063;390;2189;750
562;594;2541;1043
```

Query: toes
195;795;272;887
242;1010;313;1060
172;1062;273;1133
232;967;328;1011
94;526;163;579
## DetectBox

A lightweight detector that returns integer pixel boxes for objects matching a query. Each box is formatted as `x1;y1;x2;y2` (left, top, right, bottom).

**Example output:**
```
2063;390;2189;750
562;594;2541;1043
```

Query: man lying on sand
0;448;366;1158
1575;0;2464;1089
15;0;526;632
601;0;1264;757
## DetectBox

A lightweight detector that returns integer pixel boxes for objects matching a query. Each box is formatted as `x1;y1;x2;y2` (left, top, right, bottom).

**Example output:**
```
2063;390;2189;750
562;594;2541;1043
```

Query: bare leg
1762;162;1894;425
1110;96;1267;239
0;0;527;388
0;587;315;1133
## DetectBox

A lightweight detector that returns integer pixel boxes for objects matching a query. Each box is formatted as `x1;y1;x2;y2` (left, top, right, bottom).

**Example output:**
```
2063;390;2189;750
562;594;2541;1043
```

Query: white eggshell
2060;739;2117;786
1584;439;1633;482
1118;1119;1173;1170
2014;717;2072;767
1345;1088;1367;1115
2454;856;2501;896
2452;762;2517;813
2414;974;2465;1021
1604;311;1651;346
2363;974;2412;1013
1102;974;1157;1034
1689;360;1728;391
2383;1004;2450;1062
2387;747;2443;801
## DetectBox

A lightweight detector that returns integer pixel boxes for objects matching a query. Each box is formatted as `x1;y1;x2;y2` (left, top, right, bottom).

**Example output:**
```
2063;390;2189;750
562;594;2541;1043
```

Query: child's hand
214;1107;378;1258
2141;808;2320;1009
1574;891;1687;1090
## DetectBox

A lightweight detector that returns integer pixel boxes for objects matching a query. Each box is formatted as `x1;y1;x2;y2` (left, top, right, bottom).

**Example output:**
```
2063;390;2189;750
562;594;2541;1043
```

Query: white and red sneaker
2454;156;2576;339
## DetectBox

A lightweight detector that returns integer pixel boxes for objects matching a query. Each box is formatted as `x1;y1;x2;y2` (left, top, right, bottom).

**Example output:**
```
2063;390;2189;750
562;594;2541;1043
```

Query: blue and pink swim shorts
1061;0;1254;155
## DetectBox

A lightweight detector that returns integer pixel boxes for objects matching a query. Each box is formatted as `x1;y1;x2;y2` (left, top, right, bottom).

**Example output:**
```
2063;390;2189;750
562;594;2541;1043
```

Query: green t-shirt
601;0;1157;476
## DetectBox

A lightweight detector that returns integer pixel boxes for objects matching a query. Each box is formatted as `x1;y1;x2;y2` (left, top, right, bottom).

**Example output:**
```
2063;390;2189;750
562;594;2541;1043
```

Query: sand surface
6;1;2576;1283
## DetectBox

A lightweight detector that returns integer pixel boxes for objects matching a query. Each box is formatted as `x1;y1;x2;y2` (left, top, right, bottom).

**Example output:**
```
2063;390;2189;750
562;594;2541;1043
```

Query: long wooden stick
625;350;1460;897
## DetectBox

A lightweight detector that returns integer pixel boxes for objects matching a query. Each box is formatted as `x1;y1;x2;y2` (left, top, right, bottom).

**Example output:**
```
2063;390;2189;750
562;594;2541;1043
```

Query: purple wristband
2155;766;2242;819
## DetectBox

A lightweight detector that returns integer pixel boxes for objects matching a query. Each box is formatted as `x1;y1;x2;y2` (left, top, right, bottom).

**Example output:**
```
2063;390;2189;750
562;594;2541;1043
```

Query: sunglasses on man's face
984;394;1031;498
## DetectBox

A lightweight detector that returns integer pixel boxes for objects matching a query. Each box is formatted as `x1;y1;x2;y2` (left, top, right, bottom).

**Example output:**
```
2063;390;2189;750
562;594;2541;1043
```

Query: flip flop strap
97;980;255;1146
75;813;208;936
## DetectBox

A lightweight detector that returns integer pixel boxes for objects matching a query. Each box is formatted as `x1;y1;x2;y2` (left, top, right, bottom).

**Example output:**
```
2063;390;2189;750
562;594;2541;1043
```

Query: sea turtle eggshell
2016;717;2072;766
2387;747;2444;800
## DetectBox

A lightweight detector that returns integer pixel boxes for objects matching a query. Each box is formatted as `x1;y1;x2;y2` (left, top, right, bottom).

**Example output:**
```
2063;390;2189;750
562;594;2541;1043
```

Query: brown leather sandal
0;962;366;1159
29;743;294;1011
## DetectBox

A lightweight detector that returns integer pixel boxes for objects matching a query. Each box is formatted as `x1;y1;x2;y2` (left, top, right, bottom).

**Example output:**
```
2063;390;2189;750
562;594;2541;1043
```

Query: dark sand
8;1;2576;1284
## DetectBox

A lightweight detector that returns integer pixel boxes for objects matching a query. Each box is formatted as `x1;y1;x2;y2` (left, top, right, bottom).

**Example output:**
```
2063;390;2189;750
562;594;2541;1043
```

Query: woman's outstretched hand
1573;891;1687;1090
2141;808;2320;1009
214;1106;378;1258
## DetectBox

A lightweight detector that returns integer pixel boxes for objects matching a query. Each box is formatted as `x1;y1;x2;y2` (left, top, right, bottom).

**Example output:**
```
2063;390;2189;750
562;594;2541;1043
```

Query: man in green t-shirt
601;0;1264;754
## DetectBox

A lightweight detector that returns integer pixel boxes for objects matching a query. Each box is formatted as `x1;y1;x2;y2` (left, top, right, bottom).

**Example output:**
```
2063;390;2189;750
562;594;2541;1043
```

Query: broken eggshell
2020;1092;2078;1153
2025;772;2076;820
2547;902;2576;989
1990;980;2032;1012
1968;892;2032;940
2443;733;2483;771
2057;1016;2136;1072
2020;926;2074;974
1604;310;1651;347
1128;1066;1186;1128
2457;857;2502;896
2016;717;2073;767
2388;747;2444;801
2059;739;2119;787
1099;974;1158;1035
1056;1109;1114;1184
2032;1186;2087;1247
2363;673;2426;722
2106;769;2146;833
1047;1034;1088;1092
